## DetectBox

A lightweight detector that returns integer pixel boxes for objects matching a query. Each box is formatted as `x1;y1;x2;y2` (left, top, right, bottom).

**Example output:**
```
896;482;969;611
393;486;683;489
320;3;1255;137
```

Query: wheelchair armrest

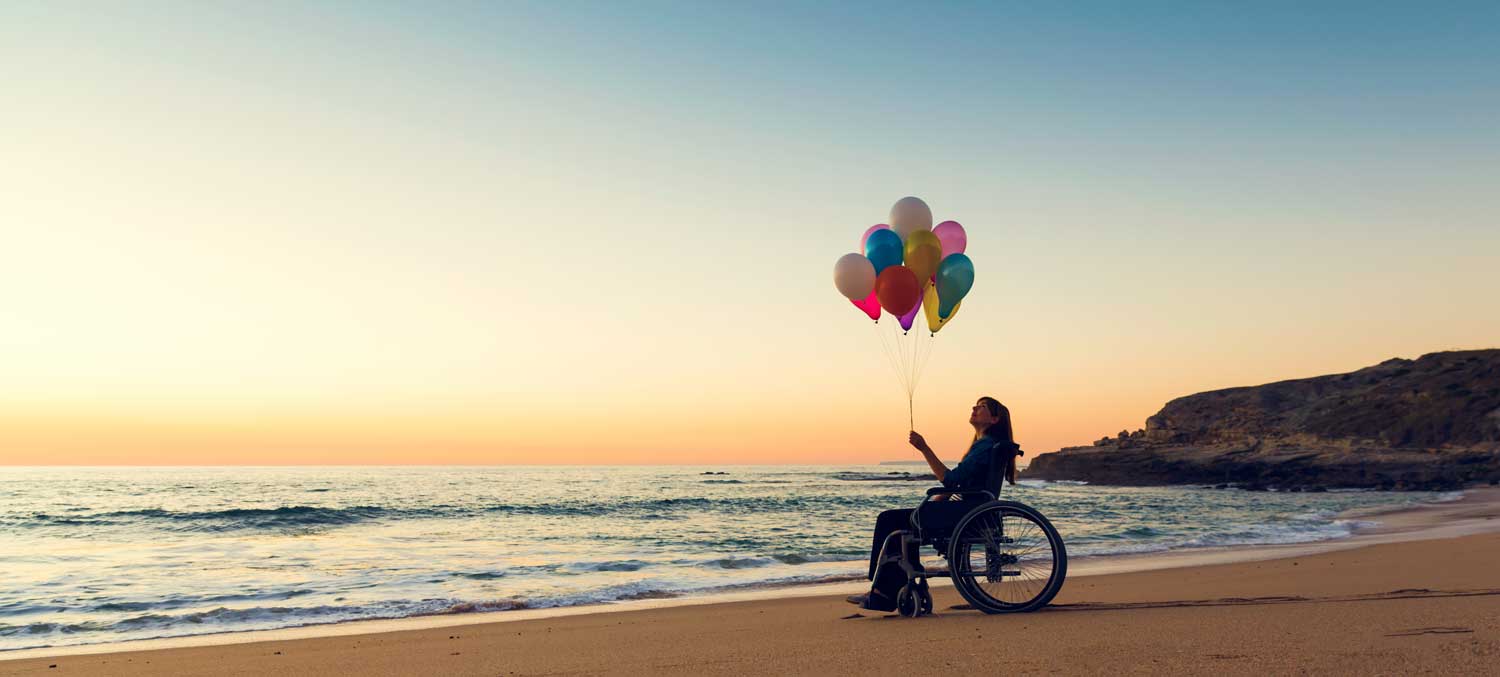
925;487;996;501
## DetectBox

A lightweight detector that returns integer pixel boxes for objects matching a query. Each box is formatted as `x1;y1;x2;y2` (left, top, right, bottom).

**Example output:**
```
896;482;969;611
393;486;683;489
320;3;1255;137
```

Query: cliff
1022;350;1500;490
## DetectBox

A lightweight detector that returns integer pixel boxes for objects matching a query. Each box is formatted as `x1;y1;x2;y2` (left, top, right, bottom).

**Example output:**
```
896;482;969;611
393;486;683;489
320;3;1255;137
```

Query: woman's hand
908;431;931;453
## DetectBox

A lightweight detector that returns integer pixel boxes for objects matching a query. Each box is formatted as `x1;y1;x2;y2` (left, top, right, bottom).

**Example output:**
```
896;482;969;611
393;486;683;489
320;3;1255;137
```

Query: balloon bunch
832;197;975;428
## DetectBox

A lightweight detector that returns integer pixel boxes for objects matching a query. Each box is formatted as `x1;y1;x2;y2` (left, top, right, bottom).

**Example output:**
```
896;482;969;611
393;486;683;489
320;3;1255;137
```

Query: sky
2;2;1497;465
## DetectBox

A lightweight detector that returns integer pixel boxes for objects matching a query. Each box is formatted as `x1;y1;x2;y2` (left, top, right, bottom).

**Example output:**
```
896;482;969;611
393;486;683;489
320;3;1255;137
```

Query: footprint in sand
1385;627;1474;637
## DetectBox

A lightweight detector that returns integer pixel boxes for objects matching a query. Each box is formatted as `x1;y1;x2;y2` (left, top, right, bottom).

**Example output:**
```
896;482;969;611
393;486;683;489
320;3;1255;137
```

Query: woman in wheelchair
846;396;1025;613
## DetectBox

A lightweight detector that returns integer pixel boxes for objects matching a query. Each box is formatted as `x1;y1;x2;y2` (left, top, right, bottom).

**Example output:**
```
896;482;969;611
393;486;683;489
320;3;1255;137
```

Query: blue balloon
864;228;903;275
935;253;974;319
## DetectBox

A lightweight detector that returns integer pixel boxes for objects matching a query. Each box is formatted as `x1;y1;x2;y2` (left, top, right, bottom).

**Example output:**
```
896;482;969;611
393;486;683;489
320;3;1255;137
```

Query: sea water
0;466;1459;652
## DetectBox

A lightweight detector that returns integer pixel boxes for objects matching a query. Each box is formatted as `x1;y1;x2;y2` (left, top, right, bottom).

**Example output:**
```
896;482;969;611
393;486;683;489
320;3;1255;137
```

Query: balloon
850;290;881;321
875;265;921;316
889;196;932;242
898;291;921;331
833;253;876;301
902;230;942;290
864;228;903;275
932;220;967;258
923;283;960;334
860;224;891;252
935;253;974;319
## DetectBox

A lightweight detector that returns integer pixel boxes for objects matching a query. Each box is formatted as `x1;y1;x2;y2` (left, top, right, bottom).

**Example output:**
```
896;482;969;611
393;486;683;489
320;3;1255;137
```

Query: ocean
0;465;1460;653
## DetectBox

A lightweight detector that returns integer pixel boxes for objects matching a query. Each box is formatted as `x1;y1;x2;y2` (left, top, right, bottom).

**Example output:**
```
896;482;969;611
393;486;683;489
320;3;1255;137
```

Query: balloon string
912;335;929;394
892;317;914;420
873;321;907;405
872;322;894;384
889;315;909;394
876;321;894;384
874;304;940;434
910;308;919;398
906;300;918;423
894;321;906;396
912;319;935;392
906;297;939;429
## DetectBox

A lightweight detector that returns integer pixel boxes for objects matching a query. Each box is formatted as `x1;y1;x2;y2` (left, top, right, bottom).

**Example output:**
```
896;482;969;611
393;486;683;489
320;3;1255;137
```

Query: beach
9;2;1499;673
4;488;1496;675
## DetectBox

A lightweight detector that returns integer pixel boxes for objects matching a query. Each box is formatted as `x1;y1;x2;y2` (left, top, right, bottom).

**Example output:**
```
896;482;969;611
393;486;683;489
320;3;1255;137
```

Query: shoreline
5;486;1498;665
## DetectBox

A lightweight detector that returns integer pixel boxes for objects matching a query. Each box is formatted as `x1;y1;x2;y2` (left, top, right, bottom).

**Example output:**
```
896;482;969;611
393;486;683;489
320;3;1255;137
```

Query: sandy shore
4;489;1499;675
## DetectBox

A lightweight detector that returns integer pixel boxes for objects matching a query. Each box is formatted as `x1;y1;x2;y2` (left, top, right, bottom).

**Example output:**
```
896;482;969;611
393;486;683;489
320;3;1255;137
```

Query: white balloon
889;196;933;242
833;252;877;301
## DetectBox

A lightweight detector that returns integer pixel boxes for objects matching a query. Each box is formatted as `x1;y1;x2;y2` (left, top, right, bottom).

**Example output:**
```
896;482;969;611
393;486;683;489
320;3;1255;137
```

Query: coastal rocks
1023;350;1500;490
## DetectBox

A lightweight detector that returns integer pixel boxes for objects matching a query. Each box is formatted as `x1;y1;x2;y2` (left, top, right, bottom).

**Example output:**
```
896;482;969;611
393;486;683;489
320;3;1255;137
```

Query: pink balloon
933;220;967;258
898;291;921;331
860;224;892;252
850;290;881;321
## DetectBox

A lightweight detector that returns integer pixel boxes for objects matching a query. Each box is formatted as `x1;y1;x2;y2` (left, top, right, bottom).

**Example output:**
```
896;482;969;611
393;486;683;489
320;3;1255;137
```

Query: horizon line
0;462;980;468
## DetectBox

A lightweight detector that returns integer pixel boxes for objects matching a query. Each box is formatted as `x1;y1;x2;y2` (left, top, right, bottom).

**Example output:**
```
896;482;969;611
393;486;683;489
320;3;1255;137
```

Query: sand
4;489;1499;675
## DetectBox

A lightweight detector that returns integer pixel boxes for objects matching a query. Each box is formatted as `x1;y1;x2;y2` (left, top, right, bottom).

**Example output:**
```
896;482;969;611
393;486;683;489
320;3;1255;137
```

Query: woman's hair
977;396;1020;485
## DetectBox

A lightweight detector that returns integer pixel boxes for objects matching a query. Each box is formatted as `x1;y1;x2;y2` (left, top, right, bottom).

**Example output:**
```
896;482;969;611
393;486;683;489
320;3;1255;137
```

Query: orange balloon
875;265;921;316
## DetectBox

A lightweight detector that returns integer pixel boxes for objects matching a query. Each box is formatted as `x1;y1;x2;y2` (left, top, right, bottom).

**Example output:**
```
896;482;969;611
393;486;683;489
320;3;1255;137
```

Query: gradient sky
2;2;1497;465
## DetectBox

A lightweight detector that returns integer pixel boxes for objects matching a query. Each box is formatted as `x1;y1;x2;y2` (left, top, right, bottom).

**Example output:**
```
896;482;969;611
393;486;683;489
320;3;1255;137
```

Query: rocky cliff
1022;350;1500;490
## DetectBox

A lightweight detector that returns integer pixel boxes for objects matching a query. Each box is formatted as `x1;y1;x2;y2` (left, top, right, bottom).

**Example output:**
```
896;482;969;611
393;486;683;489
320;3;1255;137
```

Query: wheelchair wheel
896;582;933;618
947;501;1067;614
896;584;920;617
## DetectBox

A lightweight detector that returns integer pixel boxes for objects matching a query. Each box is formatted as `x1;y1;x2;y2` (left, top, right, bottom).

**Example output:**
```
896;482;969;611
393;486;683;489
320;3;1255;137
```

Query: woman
846;396;1023;612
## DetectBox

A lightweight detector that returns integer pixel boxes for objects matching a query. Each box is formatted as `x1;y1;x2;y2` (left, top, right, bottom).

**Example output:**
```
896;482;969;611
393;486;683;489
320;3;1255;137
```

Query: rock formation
1022;350;1500;490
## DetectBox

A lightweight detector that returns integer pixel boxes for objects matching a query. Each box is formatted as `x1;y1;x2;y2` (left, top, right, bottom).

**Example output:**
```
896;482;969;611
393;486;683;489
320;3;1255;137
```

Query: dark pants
866;509;916;599
865;502;972;600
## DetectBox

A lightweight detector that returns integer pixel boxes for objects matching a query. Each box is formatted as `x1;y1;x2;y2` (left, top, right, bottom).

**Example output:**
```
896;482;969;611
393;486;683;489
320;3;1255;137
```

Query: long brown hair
976;396;1020;484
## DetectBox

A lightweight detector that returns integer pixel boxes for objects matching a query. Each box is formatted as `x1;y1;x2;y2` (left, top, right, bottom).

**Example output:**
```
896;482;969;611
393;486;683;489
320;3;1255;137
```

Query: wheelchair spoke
952;505;1060;611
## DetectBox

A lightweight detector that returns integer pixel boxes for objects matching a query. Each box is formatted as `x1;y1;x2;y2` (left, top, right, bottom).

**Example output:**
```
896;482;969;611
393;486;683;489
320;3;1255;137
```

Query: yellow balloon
903;230;942;288
923;284;961;334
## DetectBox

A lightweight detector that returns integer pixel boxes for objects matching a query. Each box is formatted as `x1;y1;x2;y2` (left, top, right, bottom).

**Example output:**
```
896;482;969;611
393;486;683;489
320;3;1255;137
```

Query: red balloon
875;265;921;316
850;290;881;321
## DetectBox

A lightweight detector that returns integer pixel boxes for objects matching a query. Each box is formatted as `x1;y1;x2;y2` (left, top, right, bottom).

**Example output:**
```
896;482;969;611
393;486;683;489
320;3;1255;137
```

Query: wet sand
4;489;1498;675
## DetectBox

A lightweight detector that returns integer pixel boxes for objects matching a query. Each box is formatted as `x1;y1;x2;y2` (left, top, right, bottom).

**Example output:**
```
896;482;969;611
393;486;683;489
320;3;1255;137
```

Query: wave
9;494;882;532
1014;479;1089;487
0;595;534;652
0;570;869;653
698;552;858;569
432;551;863;585
828;471;935;482
114;506;396;531
1067;517;1379;558
570;560;651;573
0;603;68;619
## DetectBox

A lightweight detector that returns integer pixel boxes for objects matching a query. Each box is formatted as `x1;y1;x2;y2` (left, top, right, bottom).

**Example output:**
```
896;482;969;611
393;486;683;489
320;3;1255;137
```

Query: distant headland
1023;349;1500;491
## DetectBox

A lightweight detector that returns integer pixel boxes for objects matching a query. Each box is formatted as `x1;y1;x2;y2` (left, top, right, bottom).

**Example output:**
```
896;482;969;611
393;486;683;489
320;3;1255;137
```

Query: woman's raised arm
908;431;949;481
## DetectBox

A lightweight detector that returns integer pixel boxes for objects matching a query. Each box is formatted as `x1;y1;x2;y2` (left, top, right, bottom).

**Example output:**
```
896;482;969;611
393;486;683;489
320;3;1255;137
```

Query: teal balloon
935;253;974;319
863;228;903;275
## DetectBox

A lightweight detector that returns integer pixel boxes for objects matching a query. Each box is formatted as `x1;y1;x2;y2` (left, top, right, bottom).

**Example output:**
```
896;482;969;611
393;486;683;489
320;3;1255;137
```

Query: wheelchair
872;443;1067;617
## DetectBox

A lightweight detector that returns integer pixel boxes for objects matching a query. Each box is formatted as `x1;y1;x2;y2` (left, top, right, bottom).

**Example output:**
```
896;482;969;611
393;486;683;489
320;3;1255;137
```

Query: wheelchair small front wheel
947;501;1067;614
916;584;933;616
896;584;921;618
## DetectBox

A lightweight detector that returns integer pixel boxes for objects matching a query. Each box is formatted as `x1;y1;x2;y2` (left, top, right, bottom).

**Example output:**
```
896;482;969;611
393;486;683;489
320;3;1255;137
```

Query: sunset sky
3;3;1497;465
